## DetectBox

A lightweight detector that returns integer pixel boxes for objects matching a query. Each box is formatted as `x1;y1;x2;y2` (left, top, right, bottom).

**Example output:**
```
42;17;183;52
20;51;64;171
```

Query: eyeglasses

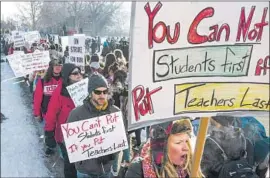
93;89;108;95
70;71;81;76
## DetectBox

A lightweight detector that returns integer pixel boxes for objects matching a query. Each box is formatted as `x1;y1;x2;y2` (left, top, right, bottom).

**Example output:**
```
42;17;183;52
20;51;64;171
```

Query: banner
61;111;128;163
6;51;50;77
128;2;269;130
68;36;86;72
66;78;89;107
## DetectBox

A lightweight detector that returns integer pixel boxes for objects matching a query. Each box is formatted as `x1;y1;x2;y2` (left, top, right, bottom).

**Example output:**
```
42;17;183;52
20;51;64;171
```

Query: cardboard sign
66;78;89;107
6;51;50;77
68;36;86;73
24;31;40;43
128;2;269;130
11;31;25;48
61;111;128;163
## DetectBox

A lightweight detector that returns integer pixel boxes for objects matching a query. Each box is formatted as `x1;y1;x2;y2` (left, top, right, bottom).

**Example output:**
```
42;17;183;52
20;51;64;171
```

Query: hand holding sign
61;111;128;163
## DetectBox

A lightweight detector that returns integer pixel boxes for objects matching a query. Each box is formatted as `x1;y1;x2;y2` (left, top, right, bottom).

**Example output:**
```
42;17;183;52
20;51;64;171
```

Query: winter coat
8;47;14;55
44;84;75;143
67;97;120;175
33;76;62;117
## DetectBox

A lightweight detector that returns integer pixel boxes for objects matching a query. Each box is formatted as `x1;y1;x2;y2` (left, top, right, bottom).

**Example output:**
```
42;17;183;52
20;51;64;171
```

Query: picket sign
68;36;86;73
128;2;269;130
128;2;269;177
66;78;89;107
11;31;25;48
6;50;50;78
61;111;128;163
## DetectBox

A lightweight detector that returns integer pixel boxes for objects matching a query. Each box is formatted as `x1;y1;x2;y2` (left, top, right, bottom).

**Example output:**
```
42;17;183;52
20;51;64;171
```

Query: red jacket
8;47;14;55
33;77;62;117
44;84;75;143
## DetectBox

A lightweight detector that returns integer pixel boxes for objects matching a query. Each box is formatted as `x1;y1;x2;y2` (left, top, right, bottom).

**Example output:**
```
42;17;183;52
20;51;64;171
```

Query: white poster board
24;31;41;44
11;31;25;48
6;51;50;77
128;2;269;130
68;36;86;72
66;78;89;107
61;111;128;163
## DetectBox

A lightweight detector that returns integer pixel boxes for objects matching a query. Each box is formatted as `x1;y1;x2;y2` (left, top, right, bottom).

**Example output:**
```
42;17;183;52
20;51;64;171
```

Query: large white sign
66;78;89;107
61;111;128;163
128;2;269;130
68;36;86;72
7;51;50;77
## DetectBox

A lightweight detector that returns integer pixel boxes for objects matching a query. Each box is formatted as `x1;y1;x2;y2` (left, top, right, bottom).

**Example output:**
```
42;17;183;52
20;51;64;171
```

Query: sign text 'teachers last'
174;82;269;114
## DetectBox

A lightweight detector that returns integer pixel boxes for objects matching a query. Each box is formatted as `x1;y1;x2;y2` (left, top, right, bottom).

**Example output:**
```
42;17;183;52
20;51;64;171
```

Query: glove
44;131;56;148
34;116;42;122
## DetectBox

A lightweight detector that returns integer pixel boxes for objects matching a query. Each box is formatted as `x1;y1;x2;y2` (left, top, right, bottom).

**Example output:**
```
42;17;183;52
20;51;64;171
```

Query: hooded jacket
33;76;62;117
67;96;120;175
44;63;80;143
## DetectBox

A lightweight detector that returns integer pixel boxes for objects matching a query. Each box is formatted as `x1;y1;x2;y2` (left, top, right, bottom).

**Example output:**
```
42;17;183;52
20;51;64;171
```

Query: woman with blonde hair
125;118;203;178
114;49;127;69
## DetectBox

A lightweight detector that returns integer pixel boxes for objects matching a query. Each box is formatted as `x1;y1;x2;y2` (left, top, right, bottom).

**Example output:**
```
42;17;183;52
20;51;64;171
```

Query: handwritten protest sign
128;2;269;130
68;36;86;72
61;111;128;163
66;78;89;107
11;31;25;48
6;51;50;77
24;31;40;43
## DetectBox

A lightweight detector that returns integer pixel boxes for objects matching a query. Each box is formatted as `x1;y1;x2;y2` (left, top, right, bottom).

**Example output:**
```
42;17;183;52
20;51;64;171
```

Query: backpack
233;117;267;144
207;136;259;178
218;159;259;178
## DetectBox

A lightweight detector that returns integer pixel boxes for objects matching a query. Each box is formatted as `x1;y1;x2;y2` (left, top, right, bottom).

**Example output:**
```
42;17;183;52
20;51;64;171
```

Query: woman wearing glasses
44;63;83;178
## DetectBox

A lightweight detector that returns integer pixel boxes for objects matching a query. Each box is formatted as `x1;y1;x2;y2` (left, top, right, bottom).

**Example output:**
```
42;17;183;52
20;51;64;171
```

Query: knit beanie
88;73;108;94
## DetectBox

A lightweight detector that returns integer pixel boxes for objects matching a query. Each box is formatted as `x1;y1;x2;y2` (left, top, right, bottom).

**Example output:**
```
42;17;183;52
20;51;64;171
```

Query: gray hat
88;73;108;94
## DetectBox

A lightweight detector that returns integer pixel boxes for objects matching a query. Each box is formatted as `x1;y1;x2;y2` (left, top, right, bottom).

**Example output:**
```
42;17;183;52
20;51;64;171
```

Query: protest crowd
1;3;269;178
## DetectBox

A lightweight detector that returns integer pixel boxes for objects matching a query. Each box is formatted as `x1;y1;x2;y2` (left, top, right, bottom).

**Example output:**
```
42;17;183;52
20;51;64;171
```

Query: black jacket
67;97;120;175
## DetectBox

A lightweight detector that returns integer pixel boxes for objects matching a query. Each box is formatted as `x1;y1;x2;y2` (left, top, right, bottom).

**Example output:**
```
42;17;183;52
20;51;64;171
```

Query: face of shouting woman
167;133;190;167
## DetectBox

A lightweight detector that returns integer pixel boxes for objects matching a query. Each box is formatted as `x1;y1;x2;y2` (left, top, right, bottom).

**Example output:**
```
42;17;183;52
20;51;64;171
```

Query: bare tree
1;18;16;32
85;2;123;36
38;2;68;33
16;2;42;30
67;2;88;33
105;7;130;36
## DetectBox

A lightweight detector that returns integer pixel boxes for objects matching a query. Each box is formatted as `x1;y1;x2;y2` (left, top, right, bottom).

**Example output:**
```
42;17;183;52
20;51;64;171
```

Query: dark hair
50;44;55;50
108;62;119;74
126;62;129;69
55;44;59;51
103;53;116;77
114;49;123;59
43;65;55;82
90;54;99;63
44;56;62;82
113;70;127;85
85;54;91;63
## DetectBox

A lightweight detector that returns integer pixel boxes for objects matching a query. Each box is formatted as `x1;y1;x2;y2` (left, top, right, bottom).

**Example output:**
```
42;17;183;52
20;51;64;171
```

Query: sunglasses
70;71;81;76
93;89;108;95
